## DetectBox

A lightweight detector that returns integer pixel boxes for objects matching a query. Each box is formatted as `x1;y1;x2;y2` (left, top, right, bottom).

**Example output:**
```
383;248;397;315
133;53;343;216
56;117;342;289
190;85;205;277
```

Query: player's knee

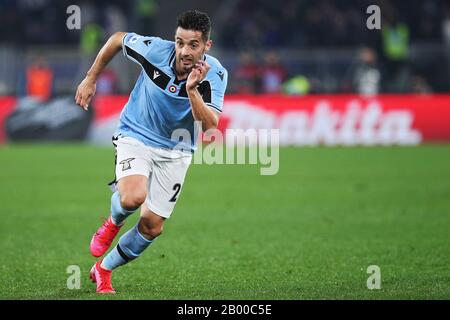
139;219;163;239
120;192;146;211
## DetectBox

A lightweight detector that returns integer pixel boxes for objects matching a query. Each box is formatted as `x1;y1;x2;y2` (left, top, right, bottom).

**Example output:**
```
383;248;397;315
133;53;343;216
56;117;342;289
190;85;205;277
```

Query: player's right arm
75;32;126;110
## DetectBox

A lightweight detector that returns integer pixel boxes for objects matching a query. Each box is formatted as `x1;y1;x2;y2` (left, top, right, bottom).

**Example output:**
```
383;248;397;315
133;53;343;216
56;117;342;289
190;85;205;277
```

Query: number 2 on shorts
169;183;181;202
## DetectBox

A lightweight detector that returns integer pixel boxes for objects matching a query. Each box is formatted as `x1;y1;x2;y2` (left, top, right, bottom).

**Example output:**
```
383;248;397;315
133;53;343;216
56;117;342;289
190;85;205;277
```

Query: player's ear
205;39;212;52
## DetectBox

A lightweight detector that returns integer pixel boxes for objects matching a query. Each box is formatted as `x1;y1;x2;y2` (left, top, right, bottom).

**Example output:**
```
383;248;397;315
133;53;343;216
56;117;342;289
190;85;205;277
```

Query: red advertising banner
2;95;450;145
219;95;450;145
0;97;17;143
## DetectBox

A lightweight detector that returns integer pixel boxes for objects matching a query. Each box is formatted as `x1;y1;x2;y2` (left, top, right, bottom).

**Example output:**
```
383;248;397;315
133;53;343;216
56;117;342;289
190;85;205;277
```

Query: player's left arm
186;60;226;132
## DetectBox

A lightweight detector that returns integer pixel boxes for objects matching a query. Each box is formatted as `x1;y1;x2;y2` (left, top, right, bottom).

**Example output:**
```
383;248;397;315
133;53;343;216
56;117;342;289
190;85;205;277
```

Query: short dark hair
176;10;211;42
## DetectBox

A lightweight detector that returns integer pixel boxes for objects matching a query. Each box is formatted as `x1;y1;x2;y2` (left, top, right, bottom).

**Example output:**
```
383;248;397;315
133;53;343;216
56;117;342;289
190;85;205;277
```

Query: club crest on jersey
119;158;135;171
168;85;177;93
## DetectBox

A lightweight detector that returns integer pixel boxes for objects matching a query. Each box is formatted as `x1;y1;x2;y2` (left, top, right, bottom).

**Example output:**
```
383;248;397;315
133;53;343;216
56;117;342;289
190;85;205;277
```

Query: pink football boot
90;216;122;257
90;260;116;294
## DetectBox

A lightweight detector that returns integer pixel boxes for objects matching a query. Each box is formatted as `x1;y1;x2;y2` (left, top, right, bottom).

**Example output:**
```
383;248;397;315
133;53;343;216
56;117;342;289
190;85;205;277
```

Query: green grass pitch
0;144;449;299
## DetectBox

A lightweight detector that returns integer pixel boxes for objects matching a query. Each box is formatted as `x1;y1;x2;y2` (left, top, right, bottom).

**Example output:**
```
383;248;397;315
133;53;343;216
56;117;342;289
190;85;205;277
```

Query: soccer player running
75;10;227;293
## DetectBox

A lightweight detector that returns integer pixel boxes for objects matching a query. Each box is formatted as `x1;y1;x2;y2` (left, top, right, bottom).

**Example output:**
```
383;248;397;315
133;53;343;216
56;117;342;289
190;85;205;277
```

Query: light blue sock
110;191;136;226
102;225;154;270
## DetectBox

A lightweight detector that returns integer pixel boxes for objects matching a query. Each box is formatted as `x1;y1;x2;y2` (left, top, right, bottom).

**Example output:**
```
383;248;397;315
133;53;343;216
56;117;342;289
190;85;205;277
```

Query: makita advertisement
219;95;450;146
1;95;450;145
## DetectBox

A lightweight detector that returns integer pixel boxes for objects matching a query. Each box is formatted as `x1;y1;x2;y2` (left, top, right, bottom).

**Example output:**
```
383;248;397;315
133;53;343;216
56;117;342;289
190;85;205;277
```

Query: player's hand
75;76;96;111
186;60;210;91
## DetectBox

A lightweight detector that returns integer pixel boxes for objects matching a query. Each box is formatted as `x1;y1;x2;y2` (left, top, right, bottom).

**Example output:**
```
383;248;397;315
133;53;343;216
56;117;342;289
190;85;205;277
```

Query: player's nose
180;46;192;57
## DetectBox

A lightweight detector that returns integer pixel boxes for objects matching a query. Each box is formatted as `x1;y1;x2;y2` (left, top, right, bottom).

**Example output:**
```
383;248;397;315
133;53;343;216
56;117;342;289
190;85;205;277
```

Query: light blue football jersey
115;32;228;152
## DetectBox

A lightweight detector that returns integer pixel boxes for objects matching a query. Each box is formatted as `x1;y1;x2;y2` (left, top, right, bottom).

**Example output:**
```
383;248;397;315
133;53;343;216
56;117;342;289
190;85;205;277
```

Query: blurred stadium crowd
0;0;449;98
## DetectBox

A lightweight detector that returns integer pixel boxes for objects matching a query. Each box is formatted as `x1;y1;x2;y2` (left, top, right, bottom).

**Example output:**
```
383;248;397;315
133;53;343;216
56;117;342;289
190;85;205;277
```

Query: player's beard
177;53;203;75
180;59;195;73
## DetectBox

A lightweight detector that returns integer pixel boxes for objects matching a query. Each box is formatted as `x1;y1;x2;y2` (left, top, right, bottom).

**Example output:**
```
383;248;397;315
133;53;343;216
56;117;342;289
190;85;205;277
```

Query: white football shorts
109;135;192;219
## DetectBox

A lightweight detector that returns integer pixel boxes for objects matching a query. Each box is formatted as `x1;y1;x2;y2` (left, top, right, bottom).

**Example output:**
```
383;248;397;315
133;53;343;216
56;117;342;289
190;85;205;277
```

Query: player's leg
90;137;151;293
99;149;191;271
92;148;191;293
92;207;161;293
138;206;165;240
90;136;150;258
144;148;193;221
90;175;148;259
111;174;148;225
109;136;150;226
99;205;164;271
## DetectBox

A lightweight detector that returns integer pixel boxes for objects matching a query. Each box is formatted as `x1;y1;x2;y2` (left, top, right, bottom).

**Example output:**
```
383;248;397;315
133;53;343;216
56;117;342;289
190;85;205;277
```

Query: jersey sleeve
203;67;228;113
122;32;159;65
